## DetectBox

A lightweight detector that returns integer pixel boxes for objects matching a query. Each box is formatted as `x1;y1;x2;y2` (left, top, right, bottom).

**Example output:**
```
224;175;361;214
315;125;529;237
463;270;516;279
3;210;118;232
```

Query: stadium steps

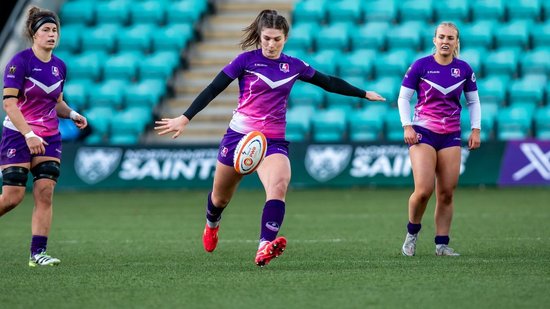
146;0;293;145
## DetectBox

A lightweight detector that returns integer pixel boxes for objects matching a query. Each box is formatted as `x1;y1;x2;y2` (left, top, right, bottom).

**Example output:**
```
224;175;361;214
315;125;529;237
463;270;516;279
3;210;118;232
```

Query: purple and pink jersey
222;49;316;139
402;55;477;134
3;48;65;137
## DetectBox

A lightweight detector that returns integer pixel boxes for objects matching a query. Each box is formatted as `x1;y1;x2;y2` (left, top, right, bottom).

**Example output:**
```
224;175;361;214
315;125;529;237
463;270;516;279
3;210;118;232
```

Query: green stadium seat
326;0;363;24
350;22;389;51
496;105;534;140
293;0;327;24
387;21;423;51
56;24;82;54
534;106;550;140
96;0;130;25
311;108;347;142
506;0;542;21
129;0;166;25
460;21;495;50
384;108;404;142
362;0;397;23
398;0;434;23
471;0;505;21
151;23;194;52
286;106;314;142
521;49;550;76
60;1;95;25
532;21;550;48
80;24;118;53
494;20;532;49
117;24;154;53
477;75;508;106
483;48;520;77
102;52;139;81
433;0;469;22
84;106;114;144
337;49;375;79
508;76;546;106
315;22;351;52
88;79;126;109
348;108;384;142
288;82;325;109
125;78;165;109
373;49;413;78
66;51;106;81
63;79;93;110
285;22;315;52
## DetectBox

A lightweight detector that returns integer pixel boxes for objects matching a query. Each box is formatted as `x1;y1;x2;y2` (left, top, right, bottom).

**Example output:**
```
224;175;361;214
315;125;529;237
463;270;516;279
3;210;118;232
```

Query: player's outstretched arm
155;115;190;139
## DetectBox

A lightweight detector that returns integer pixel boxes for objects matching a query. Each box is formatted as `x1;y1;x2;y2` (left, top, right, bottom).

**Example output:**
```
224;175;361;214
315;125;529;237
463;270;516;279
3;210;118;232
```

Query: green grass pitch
0;188;549;308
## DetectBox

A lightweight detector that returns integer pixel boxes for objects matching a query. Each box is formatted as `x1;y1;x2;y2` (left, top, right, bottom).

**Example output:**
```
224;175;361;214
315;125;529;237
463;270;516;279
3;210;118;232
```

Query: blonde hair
432;22;460;58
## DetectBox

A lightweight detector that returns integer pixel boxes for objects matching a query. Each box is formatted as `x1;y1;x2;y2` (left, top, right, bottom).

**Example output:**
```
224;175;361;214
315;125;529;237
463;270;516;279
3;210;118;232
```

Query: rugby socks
30;235;48;256
259;199;285;243
206;192;224;228
407;222;422;235
435;235;450;245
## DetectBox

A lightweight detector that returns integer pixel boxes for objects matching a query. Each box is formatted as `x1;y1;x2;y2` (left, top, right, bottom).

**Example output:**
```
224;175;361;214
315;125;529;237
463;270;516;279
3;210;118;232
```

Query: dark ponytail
25;6;60;42
240;9;289;50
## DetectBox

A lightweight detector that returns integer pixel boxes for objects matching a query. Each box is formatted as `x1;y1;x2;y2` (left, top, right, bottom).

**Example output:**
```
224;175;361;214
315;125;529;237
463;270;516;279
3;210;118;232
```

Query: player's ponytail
240;9;289;50
25;6;60;42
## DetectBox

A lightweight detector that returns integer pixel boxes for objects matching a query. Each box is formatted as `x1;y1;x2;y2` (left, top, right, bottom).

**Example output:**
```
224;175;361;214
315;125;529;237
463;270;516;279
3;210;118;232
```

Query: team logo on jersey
220;146;228;157
279;63;289;73
471;72;476;82
7;148;16;158
451;68;460;78
51;66;59;77
9;65;16;74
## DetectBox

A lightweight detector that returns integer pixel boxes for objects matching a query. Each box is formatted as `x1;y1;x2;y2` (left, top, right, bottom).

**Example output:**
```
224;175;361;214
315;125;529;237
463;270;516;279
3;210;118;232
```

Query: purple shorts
413;125;461;151
217;128;289;167
0;128;62;165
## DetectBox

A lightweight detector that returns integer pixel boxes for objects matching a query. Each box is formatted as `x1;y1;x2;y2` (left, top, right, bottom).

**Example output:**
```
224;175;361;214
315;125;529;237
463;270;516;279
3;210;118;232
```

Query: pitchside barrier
4;140;550;190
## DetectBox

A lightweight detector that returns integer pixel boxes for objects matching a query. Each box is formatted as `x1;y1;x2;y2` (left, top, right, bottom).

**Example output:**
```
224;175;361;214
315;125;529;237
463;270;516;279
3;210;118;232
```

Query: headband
32;16;58;35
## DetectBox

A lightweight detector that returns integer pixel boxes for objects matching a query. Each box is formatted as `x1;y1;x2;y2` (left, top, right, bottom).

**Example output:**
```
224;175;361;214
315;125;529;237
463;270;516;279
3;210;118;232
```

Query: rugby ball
233;131;267;175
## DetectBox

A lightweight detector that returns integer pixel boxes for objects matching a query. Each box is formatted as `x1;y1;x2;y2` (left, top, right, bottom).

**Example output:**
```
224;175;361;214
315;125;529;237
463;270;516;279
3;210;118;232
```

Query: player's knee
414;189;433;204
438;190;454;206
270;180;289;197
31;161;60;182
2;166;29;187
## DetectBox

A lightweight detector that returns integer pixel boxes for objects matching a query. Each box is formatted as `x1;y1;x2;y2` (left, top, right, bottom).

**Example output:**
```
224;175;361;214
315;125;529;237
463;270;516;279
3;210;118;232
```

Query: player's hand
403;125;419;145
365;91;386;101
468;129;481;150
154;115;189;139
70;111;88;129
25;132;48;155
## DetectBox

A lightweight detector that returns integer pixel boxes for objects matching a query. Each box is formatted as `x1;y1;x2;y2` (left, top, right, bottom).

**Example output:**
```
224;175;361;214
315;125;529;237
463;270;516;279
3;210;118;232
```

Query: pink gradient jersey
402;55;477;134
3;48;65;137
222;49;316;139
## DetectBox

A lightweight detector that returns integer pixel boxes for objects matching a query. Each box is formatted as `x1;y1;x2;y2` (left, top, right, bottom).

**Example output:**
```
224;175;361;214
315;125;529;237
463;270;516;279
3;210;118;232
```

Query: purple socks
30;235;48;256
260;199;285;242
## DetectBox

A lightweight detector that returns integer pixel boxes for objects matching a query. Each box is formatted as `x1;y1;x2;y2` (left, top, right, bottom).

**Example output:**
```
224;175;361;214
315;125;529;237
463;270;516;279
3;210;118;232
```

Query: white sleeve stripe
464;90;481;129
398;86;415;126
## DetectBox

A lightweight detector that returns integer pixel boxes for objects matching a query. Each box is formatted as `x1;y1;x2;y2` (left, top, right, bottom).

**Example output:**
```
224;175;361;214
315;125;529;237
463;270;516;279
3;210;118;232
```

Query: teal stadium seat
311;108;347;142
370;77;401;103
460;109;493;142
494;20;532;49
326;0;363;24
398;0;434;23
496;105;534;140
325;91;361;112
508;75;546;106
138;52;179;81
152;23;194;52
350;22;389;51
125;79;166;109
483;48;520;77
130;0;166;25
307;50;340;76
348;108;384;142
96;0;130;25
66;51;106;81
285;22;315;52
56;24;82;54
362;0;397;23
433;0;469;22
384;108;404;142
88;79;126;110
534;107;550;140
102;52;139;81
288;82;325;109
315;22;351;52
285;106;314;142
60;1;95;25
471;0;505;21
459;47;485;75
337;49;375;80
477;75;508;105
532;21;550;48
80;24;118;53
521;49;550;76
166;0;207;25
109;107;151;145
63;79;93;111
386;21;423;51
293;0;327;24
85;107;114;144
117;24;154;53
373;49;413;78
506;0;542;21
460;21;495;50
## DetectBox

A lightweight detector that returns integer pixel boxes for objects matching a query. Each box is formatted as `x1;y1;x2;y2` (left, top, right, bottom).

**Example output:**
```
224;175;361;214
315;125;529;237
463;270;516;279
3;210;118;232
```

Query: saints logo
74;147;123;184
305;145;353;182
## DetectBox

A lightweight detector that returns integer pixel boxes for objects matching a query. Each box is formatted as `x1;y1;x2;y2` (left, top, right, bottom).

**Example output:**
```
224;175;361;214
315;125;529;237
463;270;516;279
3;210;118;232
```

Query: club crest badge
451;68;460;78
51;66;59;77
279;63;289;73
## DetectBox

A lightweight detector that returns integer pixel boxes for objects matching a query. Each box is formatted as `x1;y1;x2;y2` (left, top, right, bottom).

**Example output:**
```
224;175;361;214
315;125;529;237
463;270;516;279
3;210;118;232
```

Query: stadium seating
506;0;542;21
350;22;389;51
348;108;384;142
534;106;550;140
59;1;95;25
311;108;347;142
129;0;166;25
496;105;534;140
293;0;327;24
326;0;363;24
433;0;469;22
471;0;505;21
85;106;114;144
460;21;495;50
398;0;434;23
508;76;546;106
117;24;154;53
520;48;550;75
362;0;397;23
95;0;130;25
336;49;375;79
384;108;404;142
285;22;315;52
532;20;550;48
315;22;352;52
386;21;423;51
494;20;532;49
286;106;314;142
288;82;325;109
